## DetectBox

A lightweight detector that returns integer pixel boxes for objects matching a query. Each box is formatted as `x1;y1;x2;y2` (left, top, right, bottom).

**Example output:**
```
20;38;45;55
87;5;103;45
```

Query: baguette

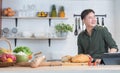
30;55;46;68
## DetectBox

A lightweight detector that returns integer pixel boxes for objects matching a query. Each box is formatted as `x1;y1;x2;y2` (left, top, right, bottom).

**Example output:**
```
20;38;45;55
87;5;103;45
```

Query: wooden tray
15;61;62;67
62;62;88;66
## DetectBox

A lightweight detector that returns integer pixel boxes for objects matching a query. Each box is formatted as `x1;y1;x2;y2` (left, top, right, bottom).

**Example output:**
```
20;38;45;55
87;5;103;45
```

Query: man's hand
109;48;117;53
95;59;101;64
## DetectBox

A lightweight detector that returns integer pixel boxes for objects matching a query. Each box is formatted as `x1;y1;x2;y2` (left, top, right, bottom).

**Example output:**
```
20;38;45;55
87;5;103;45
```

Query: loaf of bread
71;54;90;63
61;55;72;62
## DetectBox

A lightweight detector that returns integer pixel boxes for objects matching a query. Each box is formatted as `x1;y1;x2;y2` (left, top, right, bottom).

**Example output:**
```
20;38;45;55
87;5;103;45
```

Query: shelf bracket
14;18;18;47
15;18;18;27
48;38;51;47
49;19;51;26
14;38;17;47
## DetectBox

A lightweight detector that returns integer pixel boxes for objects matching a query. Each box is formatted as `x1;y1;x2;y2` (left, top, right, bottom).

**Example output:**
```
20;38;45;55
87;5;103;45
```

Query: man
77;9;118;64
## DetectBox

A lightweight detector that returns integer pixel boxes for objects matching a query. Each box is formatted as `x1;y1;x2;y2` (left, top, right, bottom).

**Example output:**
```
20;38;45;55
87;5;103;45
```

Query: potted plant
55;23;73;37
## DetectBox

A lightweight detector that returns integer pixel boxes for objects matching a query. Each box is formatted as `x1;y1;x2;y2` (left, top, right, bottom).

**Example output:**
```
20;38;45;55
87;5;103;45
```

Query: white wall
114;0;120;50
1;0;115;60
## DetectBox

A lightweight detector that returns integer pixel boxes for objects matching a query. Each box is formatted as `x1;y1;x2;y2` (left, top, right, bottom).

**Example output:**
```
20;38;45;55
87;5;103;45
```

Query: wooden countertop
0;65;120;71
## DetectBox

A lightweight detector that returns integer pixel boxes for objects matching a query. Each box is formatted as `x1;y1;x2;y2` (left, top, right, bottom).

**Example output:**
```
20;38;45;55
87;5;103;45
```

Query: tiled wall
114;0;120;51
1;0;116;59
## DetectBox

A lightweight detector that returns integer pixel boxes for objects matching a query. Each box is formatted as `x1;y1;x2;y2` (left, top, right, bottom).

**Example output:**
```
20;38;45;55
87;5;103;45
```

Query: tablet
101;53;120;65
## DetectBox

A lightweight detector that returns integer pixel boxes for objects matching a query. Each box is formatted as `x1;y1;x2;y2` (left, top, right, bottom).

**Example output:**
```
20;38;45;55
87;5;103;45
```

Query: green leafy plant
55;23;73;32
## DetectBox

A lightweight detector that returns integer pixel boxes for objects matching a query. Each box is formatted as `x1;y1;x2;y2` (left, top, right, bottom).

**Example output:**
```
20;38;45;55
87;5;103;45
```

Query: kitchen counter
0;65;120;73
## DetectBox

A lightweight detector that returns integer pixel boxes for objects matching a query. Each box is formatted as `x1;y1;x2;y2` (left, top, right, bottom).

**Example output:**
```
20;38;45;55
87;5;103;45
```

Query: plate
3;28;9;33
11;28;18;33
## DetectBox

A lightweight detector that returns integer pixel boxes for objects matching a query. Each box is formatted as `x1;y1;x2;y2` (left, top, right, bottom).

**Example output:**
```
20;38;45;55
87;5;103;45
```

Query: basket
0;37;15;67
0;62;15;67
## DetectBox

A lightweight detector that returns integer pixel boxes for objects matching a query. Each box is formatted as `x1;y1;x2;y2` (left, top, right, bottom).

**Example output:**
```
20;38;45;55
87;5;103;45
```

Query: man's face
83;12;97;27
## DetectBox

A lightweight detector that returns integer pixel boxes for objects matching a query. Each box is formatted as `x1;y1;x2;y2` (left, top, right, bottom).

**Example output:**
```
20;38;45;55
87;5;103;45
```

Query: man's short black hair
81;9;95;20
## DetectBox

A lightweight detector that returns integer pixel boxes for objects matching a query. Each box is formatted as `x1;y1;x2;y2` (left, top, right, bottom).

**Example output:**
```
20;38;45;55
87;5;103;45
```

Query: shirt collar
84;25;98;35
93;25;98;31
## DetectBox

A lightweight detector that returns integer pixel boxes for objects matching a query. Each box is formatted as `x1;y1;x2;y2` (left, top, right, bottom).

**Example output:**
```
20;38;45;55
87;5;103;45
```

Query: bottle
51;4;57;17
58;6;65;18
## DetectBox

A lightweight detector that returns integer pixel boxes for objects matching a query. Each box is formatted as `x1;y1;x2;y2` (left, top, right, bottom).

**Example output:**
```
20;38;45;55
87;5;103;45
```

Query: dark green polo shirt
77;25;118;59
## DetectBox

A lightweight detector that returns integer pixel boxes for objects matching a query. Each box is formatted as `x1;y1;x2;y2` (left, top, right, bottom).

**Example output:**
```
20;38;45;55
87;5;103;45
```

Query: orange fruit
7;8;13;12
7;58;13;62
3;10;8;16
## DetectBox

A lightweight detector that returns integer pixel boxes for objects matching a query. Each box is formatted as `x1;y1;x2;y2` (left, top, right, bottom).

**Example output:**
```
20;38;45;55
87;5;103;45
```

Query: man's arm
102;26;118;52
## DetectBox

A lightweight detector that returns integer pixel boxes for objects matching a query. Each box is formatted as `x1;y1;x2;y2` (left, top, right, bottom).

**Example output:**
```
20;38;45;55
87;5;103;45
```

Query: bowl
34;32;47;38
15;55;29;63
22;31;33;37
34;32;41;38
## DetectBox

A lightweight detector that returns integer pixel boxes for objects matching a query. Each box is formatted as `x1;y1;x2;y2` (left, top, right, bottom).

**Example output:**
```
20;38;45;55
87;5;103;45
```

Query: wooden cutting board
15;61;62;67
39;61;62;66
62;62;88;66
40;62;88;66
16;62;88;67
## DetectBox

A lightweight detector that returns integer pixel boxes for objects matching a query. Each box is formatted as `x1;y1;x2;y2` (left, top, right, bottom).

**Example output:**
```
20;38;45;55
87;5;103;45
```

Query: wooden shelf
2;16;68;47
5;36;67;40
2;16;68;20
3;36;66;47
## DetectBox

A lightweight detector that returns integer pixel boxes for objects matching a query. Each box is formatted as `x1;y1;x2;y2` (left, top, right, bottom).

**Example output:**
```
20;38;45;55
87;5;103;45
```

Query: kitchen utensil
102;17;104;26
74;18;78;36
97;17;99;25
78;18;81;30
82;21;84;30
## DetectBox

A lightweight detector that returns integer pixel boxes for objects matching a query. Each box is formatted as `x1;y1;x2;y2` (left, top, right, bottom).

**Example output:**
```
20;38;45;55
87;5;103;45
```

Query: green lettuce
13;46;32;55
